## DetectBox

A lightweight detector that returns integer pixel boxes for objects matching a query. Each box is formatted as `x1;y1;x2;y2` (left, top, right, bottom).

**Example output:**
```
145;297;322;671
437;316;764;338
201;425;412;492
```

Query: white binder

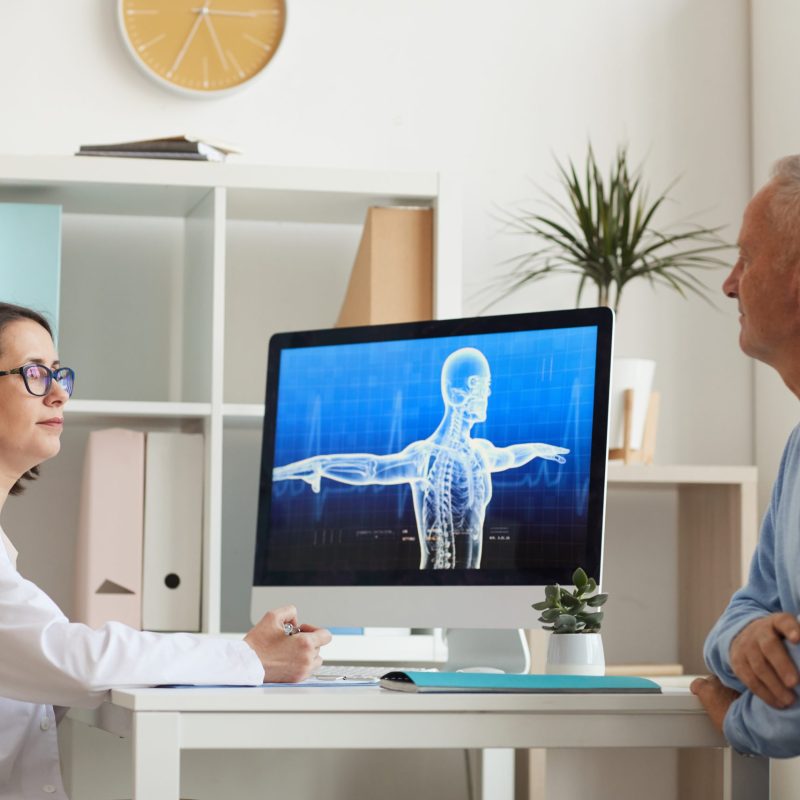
74;429;145;629
142;432;204;632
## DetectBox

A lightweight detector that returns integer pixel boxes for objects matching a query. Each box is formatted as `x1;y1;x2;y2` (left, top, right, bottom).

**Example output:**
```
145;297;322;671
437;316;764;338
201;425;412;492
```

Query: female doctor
0;301;332;799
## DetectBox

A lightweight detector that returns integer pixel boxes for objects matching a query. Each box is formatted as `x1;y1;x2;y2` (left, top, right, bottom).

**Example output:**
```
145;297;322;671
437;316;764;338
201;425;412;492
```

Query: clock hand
169;1;210;77
204;14;229;71
190;8;278;17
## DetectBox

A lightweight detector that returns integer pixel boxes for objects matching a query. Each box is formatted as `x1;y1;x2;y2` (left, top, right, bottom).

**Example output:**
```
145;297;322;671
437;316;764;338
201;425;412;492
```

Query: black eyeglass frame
0;364;76;397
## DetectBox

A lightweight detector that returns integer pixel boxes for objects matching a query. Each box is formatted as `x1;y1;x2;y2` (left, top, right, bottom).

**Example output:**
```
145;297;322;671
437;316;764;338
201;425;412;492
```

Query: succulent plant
532;567;608;634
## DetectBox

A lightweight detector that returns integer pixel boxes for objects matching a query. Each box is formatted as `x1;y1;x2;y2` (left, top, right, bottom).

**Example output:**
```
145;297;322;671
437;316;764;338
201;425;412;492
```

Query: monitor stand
442;628;530;673
323;627;531;674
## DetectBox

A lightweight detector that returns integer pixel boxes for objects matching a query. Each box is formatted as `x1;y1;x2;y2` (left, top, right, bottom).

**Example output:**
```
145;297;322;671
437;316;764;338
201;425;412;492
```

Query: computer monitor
251;307;613;629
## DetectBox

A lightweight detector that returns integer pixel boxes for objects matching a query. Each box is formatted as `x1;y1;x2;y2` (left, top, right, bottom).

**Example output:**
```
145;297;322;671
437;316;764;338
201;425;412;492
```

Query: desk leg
132;712;180;800
725;750;770;800
481;748;514;800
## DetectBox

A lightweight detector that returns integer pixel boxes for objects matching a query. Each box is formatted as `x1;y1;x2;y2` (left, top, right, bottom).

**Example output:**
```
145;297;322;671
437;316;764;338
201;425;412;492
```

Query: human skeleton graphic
273;347;569;569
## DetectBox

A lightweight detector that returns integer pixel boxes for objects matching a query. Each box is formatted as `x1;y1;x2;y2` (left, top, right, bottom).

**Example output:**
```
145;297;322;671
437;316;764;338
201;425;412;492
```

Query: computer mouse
456;666;506;674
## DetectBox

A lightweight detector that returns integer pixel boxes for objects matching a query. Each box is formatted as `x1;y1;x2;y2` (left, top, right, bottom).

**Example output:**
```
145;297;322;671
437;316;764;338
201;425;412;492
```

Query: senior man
691;155;800;757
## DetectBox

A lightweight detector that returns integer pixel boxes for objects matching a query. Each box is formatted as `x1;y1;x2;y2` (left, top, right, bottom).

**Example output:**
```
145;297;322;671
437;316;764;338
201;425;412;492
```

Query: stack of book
75;135;240;162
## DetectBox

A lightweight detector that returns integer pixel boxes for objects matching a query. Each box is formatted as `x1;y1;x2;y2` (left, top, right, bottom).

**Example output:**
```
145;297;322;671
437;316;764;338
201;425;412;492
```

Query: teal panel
0;203;62;341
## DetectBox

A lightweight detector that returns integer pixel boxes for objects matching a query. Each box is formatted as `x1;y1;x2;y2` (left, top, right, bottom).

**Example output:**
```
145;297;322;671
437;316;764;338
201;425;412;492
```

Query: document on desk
263;679;378;687
380;671;662;694
158;679;378;689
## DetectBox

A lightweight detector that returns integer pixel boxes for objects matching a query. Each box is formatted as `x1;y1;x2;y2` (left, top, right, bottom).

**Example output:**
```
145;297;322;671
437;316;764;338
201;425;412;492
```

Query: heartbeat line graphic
493;378;590;515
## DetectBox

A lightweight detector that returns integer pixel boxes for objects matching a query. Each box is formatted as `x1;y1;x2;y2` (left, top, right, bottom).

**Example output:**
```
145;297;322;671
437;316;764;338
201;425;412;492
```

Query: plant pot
545;632;605;676
608;358;656;453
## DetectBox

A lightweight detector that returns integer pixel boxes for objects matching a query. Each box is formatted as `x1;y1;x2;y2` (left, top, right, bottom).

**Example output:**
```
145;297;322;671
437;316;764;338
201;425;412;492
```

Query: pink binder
73;429;145;629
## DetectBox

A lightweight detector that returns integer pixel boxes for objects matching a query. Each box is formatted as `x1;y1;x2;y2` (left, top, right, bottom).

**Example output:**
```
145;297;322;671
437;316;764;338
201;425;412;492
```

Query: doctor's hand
244;605;332;683
730;613;800;708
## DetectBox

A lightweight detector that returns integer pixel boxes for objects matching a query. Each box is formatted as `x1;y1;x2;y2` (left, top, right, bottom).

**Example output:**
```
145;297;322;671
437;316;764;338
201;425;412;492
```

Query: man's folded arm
724;642;800;758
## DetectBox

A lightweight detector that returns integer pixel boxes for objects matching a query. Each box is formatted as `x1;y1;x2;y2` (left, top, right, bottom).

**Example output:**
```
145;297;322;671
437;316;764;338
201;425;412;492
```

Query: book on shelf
75;135;241;162
142;432;204;632
73;429;204;631
0;202;61;336
74;429;146;630
336;206;433;327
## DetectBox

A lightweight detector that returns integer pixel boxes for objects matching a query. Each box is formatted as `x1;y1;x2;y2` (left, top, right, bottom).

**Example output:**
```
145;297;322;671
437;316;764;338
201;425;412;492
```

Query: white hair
769;155;800;243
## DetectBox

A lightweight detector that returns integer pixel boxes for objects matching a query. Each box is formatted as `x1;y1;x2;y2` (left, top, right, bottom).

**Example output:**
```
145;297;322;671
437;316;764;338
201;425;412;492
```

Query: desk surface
105;682;701;713
69;681;727;752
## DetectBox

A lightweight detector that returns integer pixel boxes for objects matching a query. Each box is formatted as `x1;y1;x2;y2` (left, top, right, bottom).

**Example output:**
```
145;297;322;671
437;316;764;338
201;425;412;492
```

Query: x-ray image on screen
273;346;570;570
258;322;601;587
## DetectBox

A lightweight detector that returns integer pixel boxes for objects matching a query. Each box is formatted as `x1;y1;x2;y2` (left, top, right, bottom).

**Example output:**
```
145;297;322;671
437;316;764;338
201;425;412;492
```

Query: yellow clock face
119;0;286;95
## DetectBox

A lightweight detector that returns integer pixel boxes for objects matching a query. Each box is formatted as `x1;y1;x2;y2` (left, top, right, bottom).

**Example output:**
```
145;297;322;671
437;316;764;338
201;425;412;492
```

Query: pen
283;622;302;636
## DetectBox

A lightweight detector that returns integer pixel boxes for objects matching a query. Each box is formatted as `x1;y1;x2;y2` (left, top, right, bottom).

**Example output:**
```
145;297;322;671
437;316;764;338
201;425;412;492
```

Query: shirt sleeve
724;642;800;758
0;554;265;708
703;440;790;693
703;503;781;692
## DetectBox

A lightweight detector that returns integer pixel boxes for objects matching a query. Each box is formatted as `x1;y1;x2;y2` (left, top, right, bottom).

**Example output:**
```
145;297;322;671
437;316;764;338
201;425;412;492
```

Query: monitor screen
252;308;613;628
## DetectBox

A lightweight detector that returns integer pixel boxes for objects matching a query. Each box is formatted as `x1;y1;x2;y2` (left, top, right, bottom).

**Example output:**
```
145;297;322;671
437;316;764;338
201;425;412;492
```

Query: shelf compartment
219;421;263;633
222;218;361;405
66;400;212;419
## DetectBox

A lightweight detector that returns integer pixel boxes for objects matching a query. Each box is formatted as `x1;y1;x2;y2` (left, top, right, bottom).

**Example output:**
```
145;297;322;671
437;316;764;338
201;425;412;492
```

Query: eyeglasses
0;364;75;397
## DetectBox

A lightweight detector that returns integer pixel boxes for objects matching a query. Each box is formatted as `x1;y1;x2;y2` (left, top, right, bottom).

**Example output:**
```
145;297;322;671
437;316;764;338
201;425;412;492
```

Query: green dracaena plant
532;567;608;634
482;145;731;315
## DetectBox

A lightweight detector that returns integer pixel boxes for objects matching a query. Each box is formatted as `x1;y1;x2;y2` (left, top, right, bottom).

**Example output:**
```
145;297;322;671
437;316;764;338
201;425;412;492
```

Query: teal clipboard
380;671;662;693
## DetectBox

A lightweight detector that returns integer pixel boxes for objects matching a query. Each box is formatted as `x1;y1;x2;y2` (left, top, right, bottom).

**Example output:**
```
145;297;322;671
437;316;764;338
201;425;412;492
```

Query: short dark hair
0;302;54;496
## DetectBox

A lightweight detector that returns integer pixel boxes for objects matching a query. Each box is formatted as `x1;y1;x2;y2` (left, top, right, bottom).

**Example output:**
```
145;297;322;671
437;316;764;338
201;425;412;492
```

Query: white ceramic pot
608;358;656;451
545;632;605;676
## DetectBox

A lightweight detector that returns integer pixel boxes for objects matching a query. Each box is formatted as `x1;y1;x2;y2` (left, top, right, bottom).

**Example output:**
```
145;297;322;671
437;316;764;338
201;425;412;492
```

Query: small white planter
608;358;656;451
545;632;605;676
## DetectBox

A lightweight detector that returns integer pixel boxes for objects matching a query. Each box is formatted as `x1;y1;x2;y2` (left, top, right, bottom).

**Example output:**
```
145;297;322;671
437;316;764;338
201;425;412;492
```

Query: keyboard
314;665;437;681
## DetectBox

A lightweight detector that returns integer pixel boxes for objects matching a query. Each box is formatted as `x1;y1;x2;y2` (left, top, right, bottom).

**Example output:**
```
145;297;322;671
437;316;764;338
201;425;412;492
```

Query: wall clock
118;0;286;97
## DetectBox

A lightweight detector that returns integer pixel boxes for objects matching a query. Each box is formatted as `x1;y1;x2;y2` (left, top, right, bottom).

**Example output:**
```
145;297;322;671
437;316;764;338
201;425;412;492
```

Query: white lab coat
0;528;264;799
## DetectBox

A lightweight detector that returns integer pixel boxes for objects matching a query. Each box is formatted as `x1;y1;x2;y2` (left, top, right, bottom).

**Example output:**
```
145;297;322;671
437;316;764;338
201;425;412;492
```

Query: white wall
0;2;756;799
0;0;752;467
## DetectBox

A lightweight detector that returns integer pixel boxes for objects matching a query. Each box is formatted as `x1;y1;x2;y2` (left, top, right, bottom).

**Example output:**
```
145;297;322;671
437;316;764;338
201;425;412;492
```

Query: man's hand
690;675;740;733
244;604;332;683
730;613;800;708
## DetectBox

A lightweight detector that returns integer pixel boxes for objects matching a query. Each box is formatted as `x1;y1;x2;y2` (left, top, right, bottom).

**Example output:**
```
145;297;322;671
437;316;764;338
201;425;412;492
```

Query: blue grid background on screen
269;326;597;572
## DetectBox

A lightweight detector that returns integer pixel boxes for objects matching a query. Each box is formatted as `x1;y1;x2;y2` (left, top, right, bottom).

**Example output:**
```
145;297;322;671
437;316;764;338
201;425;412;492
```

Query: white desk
69;684;768;800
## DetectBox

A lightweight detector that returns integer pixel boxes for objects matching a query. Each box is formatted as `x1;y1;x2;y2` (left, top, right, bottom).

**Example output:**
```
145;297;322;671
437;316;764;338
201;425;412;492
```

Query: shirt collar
0;527;18;568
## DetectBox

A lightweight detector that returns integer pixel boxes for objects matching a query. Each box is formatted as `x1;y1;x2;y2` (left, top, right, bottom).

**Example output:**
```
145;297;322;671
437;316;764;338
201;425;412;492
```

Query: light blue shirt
704;423;800;758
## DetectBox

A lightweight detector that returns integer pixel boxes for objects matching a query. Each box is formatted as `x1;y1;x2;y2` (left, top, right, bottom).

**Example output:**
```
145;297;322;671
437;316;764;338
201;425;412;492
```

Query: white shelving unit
0;154;461;635
606;462;758;676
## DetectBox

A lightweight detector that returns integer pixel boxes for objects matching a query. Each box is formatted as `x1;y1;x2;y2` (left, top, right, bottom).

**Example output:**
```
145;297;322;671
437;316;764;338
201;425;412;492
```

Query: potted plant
483;146;732;459
485;145;730;313
533;567;608;675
